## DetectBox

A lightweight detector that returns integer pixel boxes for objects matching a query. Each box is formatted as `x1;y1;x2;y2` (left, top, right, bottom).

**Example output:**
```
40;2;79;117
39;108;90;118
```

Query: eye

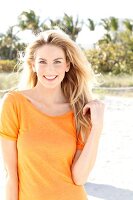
54;60;61;64
39;61;46;64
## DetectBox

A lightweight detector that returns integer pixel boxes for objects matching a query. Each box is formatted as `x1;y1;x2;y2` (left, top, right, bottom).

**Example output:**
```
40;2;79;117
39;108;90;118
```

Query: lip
43;75;58;81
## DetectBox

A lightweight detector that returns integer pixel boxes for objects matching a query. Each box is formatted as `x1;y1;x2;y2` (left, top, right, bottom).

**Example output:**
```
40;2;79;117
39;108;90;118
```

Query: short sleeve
76;131;85;150
0;92;19;141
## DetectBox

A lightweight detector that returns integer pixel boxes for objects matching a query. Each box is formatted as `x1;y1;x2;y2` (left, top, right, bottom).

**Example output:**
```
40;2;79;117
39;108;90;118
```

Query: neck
32;82;67;105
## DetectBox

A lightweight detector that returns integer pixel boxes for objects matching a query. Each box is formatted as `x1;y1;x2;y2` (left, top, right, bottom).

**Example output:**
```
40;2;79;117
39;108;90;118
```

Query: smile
43;75;58;81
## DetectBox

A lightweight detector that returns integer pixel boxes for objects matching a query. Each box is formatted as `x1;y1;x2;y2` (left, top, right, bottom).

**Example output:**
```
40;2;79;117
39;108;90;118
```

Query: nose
45;64;55;73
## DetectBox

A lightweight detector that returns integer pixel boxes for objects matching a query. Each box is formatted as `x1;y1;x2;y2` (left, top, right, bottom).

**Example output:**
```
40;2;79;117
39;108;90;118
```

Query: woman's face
33;44;70;89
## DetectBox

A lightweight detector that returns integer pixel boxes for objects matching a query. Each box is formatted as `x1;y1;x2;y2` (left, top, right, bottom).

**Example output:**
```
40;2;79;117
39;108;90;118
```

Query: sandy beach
85;95;133;200
0;95;133;200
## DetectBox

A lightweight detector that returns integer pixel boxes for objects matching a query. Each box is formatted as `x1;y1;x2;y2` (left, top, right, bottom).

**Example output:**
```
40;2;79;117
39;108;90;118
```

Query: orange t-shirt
0;91;88;200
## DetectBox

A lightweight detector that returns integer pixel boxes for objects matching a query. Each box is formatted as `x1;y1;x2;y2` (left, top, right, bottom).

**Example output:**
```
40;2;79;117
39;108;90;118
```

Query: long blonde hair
18;29;95;142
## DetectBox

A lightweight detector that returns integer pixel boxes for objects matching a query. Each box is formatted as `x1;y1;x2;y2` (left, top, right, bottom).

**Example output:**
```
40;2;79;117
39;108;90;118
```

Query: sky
0;0;133;47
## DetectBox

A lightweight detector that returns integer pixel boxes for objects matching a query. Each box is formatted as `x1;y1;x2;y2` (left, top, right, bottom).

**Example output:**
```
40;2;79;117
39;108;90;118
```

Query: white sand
85;95;133;200
0;95;133;200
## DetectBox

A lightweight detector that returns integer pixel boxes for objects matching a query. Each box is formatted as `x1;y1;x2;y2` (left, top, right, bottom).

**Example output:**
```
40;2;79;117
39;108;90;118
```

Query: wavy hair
18;29;95;143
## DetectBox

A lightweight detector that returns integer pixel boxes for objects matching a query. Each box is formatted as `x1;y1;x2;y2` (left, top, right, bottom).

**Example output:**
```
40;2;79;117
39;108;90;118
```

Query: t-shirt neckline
13;91;73;118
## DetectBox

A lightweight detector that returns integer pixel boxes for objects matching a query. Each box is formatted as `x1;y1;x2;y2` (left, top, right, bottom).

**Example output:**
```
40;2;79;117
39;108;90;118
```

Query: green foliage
0;26;26;60
60;13;83;41
0;60;17;72
41;13;83;41
1;13;133;76
100;74;133;87
100;17;119;31
17;10;82;41
123;19;133;32
85;42;133;75
18;9;40;33
86;18;95;31
118;31;133;51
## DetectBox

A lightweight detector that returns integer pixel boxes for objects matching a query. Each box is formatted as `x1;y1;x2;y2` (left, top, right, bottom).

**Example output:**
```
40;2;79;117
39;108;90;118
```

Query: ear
66;62;70;72
32;63;36;72
33;67;36;72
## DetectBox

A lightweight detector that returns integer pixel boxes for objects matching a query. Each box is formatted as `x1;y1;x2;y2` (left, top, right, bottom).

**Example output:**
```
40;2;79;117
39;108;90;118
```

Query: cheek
57;65;68;73
58;69;66;74
36;64;45;73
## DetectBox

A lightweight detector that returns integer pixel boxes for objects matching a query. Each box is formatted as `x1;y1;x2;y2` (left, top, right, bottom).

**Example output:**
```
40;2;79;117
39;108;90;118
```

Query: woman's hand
83;99;105;134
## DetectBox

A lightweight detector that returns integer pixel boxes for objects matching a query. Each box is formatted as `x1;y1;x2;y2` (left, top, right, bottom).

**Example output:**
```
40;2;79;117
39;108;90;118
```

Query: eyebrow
38;58;64;61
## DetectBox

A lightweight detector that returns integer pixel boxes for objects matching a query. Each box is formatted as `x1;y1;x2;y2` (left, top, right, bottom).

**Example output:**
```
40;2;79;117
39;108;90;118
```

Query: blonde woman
0;29;104;200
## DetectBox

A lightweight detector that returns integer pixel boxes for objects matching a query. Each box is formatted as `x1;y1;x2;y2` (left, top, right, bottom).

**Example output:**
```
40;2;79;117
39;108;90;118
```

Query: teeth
44;76;57;79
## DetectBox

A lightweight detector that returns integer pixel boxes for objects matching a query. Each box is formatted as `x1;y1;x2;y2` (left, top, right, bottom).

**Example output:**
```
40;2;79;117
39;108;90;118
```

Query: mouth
43;75;58;81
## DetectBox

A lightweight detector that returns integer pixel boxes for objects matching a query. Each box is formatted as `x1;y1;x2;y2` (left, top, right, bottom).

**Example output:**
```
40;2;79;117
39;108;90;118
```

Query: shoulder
1;90;17;102
13;89;35;99
0;90;20;111
1;89;31;103
1;91;14;101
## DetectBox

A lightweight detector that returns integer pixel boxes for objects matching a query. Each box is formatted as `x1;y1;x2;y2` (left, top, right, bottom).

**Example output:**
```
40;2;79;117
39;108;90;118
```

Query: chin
41;83;61;89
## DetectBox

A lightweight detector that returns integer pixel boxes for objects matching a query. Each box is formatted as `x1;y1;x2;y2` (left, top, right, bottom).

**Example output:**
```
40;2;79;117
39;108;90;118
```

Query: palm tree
123;19;133;32
86;18;96;31
59;13;83;41
0;26;25;59
99;17;119;43
17;10;83;41
40;18;61;31
18;9;40;33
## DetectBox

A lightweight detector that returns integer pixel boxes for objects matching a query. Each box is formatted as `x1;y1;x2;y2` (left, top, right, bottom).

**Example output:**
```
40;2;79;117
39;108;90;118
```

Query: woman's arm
0;137;18;200
71;128;101;185
71;100;105;185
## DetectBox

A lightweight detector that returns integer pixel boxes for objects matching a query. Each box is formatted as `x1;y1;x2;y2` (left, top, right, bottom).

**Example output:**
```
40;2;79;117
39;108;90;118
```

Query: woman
0;29;104;200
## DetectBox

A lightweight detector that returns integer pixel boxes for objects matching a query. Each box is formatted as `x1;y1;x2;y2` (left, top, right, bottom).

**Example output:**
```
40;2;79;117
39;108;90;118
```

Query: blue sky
0;0;133;47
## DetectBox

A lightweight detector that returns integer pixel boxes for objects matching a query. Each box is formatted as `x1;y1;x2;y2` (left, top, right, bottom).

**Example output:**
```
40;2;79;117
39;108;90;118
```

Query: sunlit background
1;0;133;46
0;0;133;199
